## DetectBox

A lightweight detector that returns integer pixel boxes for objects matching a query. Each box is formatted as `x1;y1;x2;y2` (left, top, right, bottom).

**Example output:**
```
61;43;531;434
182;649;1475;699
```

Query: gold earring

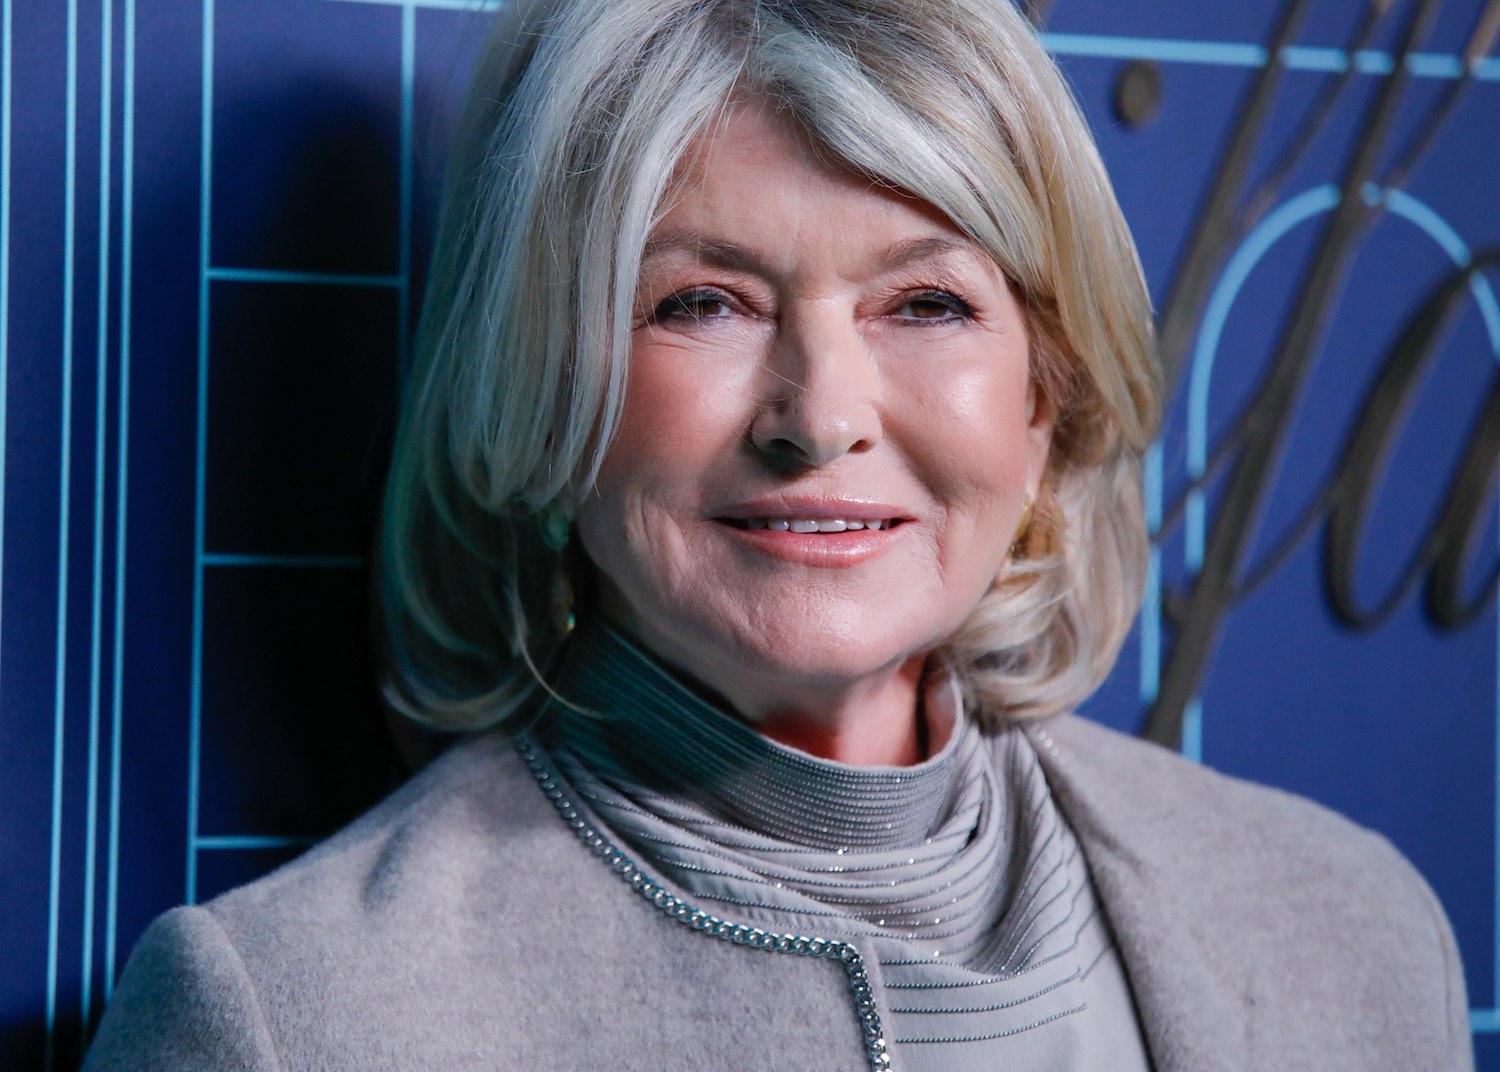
1010;495;1034;555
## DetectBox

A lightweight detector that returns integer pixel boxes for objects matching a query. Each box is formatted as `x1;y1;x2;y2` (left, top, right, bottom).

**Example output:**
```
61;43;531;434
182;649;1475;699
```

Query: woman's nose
749;307;882;469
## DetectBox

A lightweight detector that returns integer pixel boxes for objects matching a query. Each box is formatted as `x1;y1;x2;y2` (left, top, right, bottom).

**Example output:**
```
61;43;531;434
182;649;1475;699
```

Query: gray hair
380;0;1161;730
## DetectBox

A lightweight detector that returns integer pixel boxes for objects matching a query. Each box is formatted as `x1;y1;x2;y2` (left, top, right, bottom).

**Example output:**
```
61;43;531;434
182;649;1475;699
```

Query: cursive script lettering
1138;0;1497;746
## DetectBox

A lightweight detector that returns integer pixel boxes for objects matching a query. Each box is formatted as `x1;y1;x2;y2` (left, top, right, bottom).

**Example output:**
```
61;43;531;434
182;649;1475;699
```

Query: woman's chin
644;610;942;711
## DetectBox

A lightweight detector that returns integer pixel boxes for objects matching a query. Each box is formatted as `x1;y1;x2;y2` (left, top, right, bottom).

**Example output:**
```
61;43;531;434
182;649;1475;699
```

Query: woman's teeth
737;518;891;532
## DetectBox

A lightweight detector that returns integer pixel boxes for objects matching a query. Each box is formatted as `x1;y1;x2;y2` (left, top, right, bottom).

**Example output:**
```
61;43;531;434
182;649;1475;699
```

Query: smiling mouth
721;517;903;532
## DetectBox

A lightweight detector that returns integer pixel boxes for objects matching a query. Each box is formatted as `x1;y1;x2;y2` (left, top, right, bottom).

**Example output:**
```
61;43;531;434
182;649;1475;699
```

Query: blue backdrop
0;0;1494;1067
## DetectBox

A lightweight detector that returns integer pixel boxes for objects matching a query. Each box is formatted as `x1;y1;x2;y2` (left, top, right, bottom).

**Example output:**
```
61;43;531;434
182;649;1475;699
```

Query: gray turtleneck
540;623;1152;1072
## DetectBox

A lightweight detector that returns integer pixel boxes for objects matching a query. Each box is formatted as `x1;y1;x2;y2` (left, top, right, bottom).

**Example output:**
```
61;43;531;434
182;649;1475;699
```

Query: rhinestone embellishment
517;735;893;1071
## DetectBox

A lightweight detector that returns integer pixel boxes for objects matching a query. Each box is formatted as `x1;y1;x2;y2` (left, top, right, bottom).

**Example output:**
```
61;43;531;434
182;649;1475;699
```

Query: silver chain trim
516;735;892;1071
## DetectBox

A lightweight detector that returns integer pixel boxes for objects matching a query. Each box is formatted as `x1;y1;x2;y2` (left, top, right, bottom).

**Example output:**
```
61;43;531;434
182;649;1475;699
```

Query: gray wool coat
84;714;1474;1071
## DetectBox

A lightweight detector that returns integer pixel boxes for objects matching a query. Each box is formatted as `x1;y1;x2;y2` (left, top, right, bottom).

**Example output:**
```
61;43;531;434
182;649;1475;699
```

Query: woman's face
576;104;1053;719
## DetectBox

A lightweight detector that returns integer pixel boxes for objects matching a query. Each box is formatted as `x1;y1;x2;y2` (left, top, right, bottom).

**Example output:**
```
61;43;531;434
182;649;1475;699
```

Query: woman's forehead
648;103;997;276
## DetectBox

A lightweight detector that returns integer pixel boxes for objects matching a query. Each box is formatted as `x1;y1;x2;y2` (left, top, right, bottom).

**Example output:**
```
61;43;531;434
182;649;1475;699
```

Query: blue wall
0;0;1494;1067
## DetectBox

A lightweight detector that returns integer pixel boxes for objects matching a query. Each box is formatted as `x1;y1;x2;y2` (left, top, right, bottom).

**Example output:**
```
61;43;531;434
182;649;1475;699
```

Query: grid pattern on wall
0;0;1495;1068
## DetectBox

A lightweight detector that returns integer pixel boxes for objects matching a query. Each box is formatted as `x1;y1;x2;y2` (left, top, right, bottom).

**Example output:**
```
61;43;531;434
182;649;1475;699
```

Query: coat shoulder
1031;713;1425;892
1027;713;1472;1070
204;730;547;928
85;733;556;1070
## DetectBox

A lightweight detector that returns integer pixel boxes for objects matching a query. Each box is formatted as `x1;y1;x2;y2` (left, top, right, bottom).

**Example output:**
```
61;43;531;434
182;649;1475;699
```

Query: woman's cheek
617;341;760;454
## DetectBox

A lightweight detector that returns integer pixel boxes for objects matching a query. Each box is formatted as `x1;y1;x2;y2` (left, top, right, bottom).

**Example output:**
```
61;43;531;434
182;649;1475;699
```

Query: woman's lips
711;504;909;566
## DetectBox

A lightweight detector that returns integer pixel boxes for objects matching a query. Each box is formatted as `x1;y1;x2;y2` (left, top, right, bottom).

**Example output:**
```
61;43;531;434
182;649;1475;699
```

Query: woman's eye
652;289;733;323
895;291;973;322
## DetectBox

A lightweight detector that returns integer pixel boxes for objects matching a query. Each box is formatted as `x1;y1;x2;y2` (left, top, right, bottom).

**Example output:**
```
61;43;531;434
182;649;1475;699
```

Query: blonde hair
380;0;1160;730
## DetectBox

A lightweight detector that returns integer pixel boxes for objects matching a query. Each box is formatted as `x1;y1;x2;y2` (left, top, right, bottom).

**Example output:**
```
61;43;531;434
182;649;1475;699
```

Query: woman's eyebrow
640;231;766;272
875;235;986;274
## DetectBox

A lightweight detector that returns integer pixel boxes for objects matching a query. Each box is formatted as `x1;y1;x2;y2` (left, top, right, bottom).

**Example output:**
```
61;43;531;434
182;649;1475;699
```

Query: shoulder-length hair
381;0;1160;731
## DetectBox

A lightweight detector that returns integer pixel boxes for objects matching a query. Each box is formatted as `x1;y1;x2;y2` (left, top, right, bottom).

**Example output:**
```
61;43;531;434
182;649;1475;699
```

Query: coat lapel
1024;717;1246;1072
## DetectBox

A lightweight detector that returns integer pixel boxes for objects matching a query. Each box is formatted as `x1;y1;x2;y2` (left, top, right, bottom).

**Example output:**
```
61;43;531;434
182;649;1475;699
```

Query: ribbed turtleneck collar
527;620;1151;1070
541;621;968;851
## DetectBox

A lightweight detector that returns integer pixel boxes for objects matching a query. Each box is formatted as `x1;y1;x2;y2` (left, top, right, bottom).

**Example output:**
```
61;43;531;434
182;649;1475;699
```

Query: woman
86;0;1470;1068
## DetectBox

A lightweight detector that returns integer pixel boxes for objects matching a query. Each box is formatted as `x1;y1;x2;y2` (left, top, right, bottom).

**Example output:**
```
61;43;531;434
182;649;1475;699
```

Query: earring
1010;495;1034;556
551;567;576;635
537;503;576;634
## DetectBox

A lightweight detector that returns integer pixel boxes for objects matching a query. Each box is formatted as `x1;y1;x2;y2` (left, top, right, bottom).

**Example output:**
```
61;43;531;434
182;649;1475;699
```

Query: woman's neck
593;614;952;768
747;656;931;766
